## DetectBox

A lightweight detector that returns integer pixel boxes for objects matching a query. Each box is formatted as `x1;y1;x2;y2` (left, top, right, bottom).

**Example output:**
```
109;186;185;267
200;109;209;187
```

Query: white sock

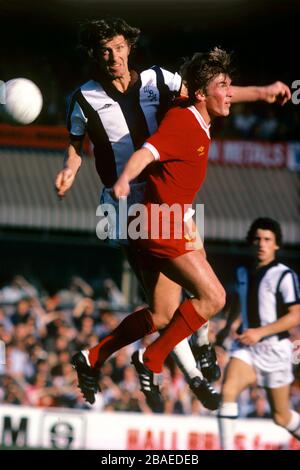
190;321;210;347
218;402;238;450
286;410;300;440
171;338;203;380
82;350;91;366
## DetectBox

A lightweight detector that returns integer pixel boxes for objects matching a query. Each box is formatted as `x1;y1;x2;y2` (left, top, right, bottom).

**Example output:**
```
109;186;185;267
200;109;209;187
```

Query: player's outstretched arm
55;139;82;198
179;81;290;105
231;81;291;105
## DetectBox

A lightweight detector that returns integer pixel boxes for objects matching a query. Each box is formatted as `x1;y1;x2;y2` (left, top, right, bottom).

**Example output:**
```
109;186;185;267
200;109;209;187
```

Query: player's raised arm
55;139;83;198
231;81;291;105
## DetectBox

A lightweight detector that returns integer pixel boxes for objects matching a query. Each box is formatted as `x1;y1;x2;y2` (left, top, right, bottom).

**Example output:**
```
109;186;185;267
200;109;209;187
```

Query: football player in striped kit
218;218;300;449
55;18;291;408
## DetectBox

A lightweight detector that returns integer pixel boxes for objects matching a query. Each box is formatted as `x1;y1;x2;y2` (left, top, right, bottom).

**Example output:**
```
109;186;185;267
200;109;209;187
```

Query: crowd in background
213;102;299;141
1;275;300;418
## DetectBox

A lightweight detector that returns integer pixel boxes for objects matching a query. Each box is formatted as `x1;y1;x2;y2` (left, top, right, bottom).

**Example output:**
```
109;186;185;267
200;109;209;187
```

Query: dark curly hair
79;17;140;60
180;47;233;102
246;217;283;247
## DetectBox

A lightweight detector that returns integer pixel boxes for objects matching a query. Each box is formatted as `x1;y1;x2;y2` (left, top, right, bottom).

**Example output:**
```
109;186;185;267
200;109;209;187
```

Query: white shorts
230;337;294;388
99;182;146;247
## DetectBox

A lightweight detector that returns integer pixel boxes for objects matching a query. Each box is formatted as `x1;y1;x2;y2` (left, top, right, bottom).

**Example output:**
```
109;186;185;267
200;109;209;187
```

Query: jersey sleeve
279;270;300;306
67;93;87;139
143;108;189;162
160;68;182;94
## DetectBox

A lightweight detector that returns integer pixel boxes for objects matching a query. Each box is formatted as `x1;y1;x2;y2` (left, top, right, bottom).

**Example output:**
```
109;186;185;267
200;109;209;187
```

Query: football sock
218;402;238;450
88;308;156;368
143;299;207;373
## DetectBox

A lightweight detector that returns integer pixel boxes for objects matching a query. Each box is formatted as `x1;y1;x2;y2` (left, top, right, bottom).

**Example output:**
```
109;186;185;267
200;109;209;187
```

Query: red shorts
129;215;202;271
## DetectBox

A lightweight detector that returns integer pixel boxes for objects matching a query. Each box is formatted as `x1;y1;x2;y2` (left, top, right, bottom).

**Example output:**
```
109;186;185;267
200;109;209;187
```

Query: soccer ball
3;78;43;125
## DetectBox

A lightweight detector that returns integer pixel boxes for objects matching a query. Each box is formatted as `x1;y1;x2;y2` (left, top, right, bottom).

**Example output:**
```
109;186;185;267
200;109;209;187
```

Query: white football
3;78;43;125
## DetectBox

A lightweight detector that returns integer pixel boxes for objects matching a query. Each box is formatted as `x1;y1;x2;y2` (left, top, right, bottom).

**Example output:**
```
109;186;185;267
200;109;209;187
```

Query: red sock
88;308;156;368
143;299;207;373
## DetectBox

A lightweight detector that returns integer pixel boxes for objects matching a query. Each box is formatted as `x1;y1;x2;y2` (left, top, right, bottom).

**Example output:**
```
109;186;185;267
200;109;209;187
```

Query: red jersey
144;105;210;207
130;105;211;265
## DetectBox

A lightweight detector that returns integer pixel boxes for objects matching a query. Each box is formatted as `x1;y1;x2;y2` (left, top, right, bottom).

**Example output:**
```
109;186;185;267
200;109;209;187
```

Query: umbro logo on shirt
97;104;113;111
197;146;205;157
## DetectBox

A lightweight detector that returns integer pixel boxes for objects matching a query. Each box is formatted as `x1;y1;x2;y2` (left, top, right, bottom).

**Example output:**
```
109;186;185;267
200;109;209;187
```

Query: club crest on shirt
143;85;158;102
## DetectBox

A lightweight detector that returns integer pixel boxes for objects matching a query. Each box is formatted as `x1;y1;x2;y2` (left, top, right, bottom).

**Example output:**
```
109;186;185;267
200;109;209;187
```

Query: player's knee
202;286;226;318
152;302;178;329
161;310;174;327
154;311;173;329
214;286;226;312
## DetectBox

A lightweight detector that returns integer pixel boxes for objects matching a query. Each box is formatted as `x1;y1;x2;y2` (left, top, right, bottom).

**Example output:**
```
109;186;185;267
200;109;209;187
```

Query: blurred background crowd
1;275;300;417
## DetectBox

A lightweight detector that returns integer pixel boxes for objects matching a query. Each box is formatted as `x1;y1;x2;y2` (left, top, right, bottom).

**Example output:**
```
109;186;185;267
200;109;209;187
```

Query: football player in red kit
71;47;232;411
